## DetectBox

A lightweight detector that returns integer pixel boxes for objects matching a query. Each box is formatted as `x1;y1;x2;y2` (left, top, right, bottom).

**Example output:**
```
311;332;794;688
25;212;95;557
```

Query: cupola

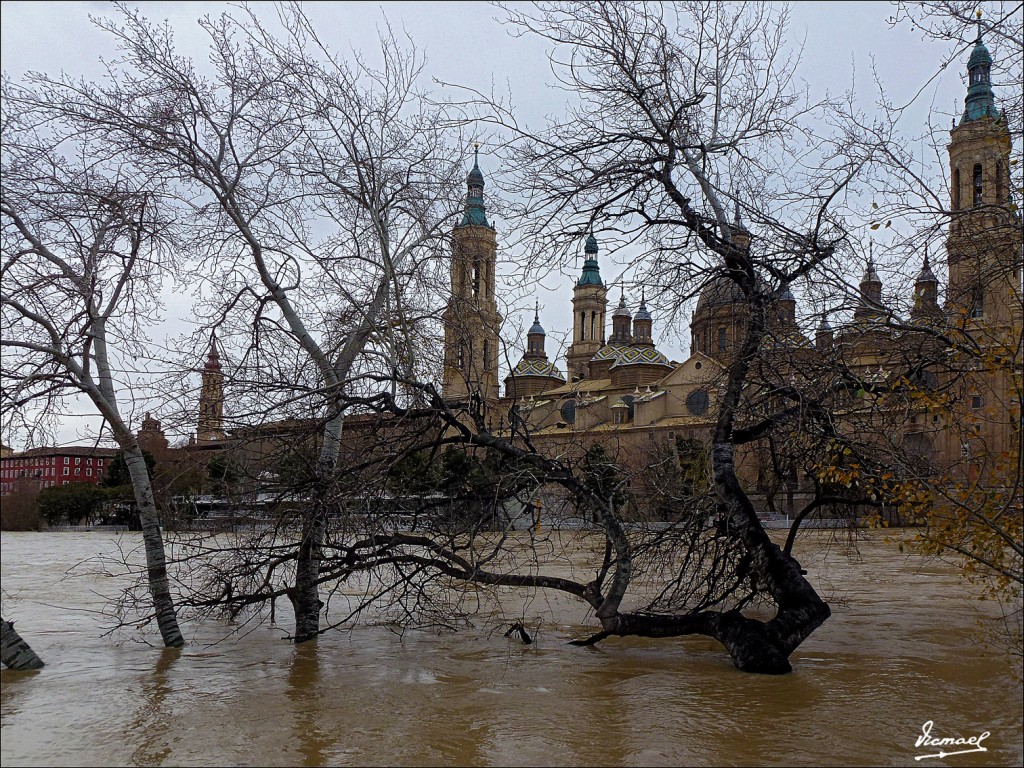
854;247;885;321
632;290;654;347
609;292;633;344
961;12;999;124
578;233;603;286
460;144;489;227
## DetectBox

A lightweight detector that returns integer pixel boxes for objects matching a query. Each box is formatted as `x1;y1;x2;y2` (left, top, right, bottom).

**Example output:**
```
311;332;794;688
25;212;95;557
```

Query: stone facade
444;35;1021;515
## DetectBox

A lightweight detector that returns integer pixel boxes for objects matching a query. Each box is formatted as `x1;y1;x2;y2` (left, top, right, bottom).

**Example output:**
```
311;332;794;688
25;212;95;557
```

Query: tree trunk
122;440;184;648
289;409;345;644
706;297;830;673
290;504;326;643
1;617;44;670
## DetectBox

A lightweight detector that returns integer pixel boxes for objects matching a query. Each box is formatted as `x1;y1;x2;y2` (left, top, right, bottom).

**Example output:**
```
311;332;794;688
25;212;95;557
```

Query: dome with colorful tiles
609;345;672;369
591;344;630;364
510;357;565;380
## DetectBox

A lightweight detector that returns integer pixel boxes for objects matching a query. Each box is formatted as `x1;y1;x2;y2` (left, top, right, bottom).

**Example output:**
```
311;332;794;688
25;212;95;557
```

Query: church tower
945;17;1022;336
566;234;608;380
442;147;502;407
943;15;1022;474
197;331;226;443
910;248;942;323
853;249;885;322
503;304;565;400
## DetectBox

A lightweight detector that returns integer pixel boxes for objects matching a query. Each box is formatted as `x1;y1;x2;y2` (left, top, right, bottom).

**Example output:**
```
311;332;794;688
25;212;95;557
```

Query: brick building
0;446;119;496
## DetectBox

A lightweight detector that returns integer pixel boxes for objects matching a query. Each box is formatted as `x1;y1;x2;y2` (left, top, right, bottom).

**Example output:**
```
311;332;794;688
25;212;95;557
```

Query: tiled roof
609;346;672;369
510;358;565;380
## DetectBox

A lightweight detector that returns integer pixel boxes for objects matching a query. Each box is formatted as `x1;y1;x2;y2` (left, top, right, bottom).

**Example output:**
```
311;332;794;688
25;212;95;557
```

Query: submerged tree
11;2;468;642
0;103;184;647
475;0;888;671
1;617;45;670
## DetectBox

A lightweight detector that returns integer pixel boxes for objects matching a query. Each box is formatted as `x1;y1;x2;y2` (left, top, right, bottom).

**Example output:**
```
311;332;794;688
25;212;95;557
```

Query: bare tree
0;99;184;647
470;0;896;671
10;2;468;642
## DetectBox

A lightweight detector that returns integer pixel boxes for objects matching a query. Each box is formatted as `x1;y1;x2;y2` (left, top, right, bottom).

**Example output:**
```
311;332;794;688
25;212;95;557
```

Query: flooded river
2;530;1021;766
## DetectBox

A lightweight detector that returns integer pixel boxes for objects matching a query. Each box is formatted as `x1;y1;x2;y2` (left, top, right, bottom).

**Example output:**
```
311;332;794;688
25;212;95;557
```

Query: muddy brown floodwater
1;530;1021;767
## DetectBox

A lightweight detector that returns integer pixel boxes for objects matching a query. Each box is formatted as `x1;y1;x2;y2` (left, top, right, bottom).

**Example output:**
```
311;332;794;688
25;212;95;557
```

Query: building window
952;168;960;210
472;259;481;297
970;286;984;318
973;163;983;206
63;467;69;476
483;340;491;371
97;459;103;467
74;468;80;476
86;468;92;476
75;457;81;465
717;327;727;351
971;395;983;410
64;457;69;465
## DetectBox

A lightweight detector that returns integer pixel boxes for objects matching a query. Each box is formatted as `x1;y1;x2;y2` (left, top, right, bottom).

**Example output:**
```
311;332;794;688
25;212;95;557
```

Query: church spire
578;232;603;286
730;195;751;250
633;288;654;347
460;143;489;227
609;290;633;344
855;244;884;321
526;301;547;358
204;330;221;372
912;245;941;320
961;10;999;123
198;330;225;443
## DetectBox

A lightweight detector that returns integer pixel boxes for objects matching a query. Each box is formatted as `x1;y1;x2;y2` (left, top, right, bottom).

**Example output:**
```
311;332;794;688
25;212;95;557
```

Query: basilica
177;33;1020;519
437;31;1021;511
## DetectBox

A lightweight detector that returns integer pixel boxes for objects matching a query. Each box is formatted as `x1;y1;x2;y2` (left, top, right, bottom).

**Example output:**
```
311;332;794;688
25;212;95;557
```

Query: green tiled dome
511;358;564;380
609;346;672;369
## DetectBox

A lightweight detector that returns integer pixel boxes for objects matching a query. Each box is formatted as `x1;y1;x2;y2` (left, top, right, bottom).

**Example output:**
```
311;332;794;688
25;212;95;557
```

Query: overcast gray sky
1;1;986;449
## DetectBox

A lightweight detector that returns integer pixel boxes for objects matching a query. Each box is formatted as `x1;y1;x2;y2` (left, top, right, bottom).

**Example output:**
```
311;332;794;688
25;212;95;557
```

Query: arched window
973;163;983;206
996;161;1004;203
472;259;481;297
483;340;491;370
717;326;728;351
970;285;984;318
590;311;596;341
952;168;960;210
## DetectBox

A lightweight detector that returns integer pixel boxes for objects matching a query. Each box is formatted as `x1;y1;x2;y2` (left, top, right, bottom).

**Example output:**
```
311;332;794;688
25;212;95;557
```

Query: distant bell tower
442;146;502;407
945;14;1022;336
197;331;226;443
566;234;608;380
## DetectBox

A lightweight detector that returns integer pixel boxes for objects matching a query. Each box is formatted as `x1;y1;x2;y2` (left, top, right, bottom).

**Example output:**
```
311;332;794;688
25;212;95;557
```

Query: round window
686;389;710;416
560;399;577;424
